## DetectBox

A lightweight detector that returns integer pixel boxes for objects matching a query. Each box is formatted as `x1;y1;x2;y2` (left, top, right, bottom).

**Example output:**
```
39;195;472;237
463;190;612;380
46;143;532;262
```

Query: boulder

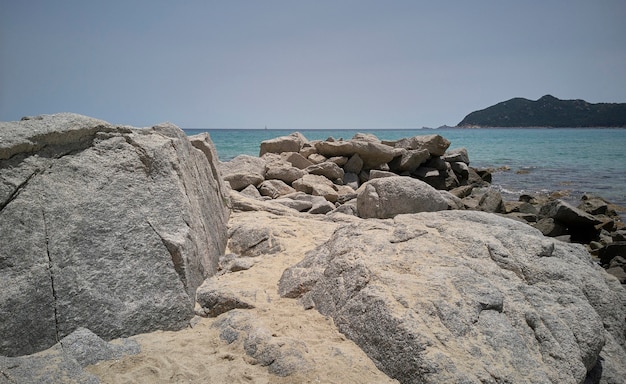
274;197;313;212
388;149;430;173
259;132;306;156
239;184;262;199
384;134;451;156
442;147;470;164
0;114;229;356
220;154;266;190
351;132;381;142
305;161;345;181
282;152;314;169
292;174;339;203
343;172;360;190
265;165;307;184
213;309;311;377
279;211;626;384
328;156;349;166
195;279;255;318
258;179;296;199
540;199;603;227
307;153;327;164
477;188;505;213
227;222;282;257
315;140;402;169
369;170;396;179
343;153;364;174
356;176;448;219
0;327;139;383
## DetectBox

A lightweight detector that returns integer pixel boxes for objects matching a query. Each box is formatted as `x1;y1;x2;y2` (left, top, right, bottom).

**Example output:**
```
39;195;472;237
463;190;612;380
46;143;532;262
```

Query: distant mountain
457;95;626;128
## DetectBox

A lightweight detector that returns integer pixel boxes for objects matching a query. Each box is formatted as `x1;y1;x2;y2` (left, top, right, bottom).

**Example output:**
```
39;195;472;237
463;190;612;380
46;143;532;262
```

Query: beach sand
86;211;398;383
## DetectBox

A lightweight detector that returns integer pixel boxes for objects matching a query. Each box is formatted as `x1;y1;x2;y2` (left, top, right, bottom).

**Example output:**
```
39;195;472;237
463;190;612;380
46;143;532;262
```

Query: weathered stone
213;310;311;377
442;147;470;164
220;154;266;190
534;217;568;237
351;133;381;143
540;199;602;227
274;197;313;212
356;176;448;219
369;170;396;179
449;161;469;178
388;148;430;172
305;161;345;181
578;197;609;216
0;327;139;383
343;153;364;174
282;151;314;169
195;279;255;317
258;179;296;199
227;222;283;257
239;184;262;199
292;174;339;203
478;188;505;213
384;134;451;156
307;153;327;164
0;114;229;356
265;165;307;184
259;132;306;156
279;211;626;384
328;156;349;166
299;145;317;158
343;172;360;190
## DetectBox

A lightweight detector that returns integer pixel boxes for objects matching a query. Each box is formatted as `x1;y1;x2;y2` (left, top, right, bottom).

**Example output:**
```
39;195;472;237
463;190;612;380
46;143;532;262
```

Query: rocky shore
221;131;626;284
1;115;625;383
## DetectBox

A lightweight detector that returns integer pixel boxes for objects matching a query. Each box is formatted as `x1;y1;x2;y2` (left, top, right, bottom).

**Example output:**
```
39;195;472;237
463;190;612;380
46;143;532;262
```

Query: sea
184;128;626;211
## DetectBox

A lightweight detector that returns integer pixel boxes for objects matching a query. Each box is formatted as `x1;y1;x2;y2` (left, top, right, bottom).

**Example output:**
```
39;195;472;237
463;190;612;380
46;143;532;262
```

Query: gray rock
305;161;345;181
239;184;262;199
369;170;397;179
292;174;339;203
540;199;602;227
220;154;266;190
279;211;626;384
477;187;505;213
0;327;139;383
307;153;327;164
328;156;349;166
213;309;311;377
282;151;314;169
227;222;283;257
534;217;568;237
356;176;448;219
195;279;255;317
309;196;336;215
259;132;307;156
383;134;451;156
258;179;296;199
449;161;469;178
343;153;364;174
274;197;314;212
265;164;307;184
315;140;403;169
442;147;470;164
0;114;229;356
343;172;360;190
388;148;430;172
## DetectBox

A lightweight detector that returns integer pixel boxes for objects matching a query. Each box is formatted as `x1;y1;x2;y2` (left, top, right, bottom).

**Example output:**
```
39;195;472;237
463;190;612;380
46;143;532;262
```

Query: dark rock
343;153;364;174
534;217;568;237
598;242;626;265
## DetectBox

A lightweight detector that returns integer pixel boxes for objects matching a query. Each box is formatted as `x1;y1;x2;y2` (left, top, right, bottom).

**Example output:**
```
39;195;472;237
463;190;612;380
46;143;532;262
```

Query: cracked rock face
0;113;229;356
279;211;626;384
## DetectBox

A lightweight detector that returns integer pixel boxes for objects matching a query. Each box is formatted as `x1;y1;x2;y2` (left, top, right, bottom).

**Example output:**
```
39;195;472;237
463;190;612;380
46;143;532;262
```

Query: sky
1;1;625;129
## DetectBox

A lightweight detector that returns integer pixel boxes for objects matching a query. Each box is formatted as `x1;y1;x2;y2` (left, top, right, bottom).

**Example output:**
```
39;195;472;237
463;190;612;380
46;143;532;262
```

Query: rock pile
220;132;490;217
221;131;626;284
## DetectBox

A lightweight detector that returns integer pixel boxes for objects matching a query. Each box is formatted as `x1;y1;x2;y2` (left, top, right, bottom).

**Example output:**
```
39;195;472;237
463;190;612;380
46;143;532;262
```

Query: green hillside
457;95;626;127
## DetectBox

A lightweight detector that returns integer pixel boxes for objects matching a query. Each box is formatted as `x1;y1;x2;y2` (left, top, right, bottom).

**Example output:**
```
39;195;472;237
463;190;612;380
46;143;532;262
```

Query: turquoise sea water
184;128;626;208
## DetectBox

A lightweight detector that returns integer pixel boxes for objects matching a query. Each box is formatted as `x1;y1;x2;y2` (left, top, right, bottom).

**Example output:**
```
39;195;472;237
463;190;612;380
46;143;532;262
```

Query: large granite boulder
356;176;448;219
279;211;626;384
0;113;230;356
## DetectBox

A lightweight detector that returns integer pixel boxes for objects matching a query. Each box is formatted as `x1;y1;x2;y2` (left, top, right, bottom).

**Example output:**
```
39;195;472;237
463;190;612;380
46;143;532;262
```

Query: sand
86;211;398;383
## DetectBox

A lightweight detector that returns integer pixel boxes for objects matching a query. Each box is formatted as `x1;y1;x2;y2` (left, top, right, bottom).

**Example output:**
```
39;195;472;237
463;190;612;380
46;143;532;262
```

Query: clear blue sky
2;1;625;129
